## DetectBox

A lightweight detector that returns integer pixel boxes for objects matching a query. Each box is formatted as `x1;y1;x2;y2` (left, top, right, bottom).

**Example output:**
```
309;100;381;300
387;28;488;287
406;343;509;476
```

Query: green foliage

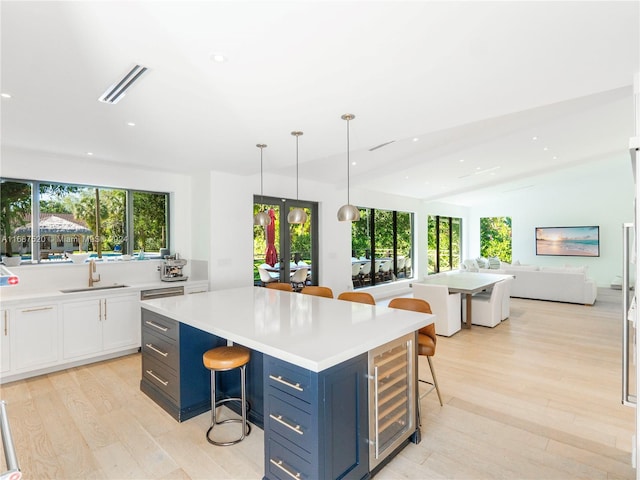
427;215;461;273
133;192;167;251
480;217;512;262
0;181;31;255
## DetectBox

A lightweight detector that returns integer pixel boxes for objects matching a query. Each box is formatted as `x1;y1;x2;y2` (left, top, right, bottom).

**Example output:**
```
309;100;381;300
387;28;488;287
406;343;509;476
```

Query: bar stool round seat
203;345;251;446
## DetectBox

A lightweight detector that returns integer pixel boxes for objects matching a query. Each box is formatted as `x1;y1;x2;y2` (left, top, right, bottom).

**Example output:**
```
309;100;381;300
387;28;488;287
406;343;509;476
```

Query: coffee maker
160;254;188;282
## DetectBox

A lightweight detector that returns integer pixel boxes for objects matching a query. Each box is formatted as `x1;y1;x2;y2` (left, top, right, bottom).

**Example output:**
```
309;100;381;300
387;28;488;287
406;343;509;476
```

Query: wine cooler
368;332;416;470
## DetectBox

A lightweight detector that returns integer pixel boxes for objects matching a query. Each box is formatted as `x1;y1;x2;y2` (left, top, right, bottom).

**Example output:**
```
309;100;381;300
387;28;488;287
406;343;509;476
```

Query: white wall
466;155;634;287
1;146;194;259
5;145;631;293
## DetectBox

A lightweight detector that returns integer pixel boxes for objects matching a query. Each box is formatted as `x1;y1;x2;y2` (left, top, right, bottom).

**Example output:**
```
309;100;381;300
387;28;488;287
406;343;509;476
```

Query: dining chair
337;291;376;305
379;260;393;282
266;282;293;292
468;279;507;327
289;267;309;292
351;262;363;287
257;267;277;287
359;262;372;285
387;297;443;408
300;286;334;298
412;283;462;337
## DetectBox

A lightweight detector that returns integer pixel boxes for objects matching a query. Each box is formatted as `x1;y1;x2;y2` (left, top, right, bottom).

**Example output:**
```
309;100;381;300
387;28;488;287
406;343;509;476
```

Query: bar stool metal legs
203;346;251;446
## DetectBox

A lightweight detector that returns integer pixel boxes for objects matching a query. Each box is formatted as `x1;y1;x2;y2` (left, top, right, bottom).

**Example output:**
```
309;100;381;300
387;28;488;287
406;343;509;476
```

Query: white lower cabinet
1;309;11;373
63;293;139;360
13;303;59;371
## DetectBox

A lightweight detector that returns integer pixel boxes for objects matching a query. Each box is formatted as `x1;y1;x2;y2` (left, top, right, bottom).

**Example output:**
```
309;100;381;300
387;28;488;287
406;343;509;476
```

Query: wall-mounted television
535;226;600;257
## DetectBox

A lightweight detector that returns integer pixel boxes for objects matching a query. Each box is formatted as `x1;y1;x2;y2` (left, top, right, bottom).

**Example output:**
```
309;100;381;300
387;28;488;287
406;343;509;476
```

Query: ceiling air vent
98;64;148;104
368;140;396;152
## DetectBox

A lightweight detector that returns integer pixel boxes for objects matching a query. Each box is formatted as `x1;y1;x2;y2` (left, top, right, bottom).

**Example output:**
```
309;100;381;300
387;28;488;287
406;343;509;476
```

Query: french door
253;195;319;286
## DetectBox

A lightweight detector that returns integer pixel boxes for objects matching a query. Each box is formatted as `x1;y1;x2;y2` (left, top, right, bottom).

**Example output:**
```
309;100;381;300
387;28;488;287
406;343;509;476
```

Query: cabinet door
102;294;139;351
62;299;102;359
13;304;58;371
1;309;10;374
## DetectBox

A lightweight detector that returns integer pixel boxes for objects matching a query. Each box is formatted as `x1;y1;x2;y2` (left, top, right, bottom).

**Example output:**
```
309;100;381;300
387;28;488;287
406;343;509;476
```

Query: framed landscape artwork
535;226;600;257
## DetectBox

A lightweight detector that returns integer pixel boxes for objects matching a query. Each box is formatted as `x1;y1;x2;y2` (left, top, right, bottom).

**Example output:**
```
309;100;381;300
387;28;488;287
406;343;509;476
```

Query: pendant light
287;131;308;224
253;144;272;226
337;113;360;222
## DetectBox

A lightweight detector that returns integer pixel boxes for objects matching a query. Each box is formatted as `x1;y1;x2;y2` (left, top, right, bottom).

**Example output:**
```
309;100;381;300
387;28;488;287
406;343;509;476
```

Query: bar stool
202;345;251;446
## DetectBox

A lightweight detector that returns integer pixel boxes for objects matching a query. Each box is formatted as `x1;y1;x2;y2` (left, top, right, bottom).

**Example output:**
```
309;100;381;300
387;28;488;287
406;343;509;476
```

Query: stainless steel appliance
368;332;416;470
140;285;185;300
160;257;188;282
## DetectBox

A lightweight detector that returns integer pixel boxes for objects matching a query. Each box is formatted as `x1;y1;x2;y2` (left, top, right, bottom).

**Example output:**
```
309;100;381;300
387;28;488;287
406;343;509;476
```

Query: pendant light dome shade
337;204;360;222
253;144;272;226
254;210;271;226
288;131;308;224
337;113;360;222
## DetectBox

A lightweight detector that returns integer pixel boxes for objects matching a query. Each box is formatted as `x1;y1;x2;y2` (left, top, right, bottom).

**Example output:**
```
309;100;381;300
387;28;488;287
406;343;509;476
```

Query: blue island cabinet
263;353;369;480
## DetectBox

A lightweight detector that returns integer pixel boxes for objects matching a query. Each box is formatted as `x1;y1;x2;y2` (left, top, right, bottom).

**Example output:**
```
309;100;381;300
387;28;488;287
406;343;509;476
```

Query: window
428;215;461;274
253;196;319;286
480;217;512;263
351;207;414;288
0;178;169;263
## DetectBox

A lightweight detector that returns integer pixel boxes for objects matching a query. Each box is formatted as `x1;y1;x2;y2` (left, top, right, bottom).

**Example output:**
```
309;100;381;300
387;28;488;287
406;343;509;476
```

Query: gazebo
14;214;93;255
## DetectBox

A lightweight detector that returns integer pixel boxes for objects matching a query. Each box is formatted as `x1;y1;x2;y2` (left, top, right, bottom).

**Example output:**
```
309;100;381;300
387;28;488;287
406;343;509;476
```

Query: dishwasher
140;285;185;300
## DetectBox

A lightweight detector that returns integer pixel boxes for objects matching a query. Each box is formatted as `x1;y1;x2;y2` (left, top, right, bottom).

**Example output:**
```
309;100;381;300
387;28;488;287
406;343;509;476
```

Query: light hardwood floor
1;288;635;479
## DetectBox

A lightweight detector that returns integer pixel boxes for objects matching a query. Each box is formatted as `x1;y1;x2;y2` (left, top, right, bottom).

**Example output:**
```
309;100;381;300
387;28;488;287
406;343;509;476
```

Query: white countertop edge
140;300;432;372
0;279;208;306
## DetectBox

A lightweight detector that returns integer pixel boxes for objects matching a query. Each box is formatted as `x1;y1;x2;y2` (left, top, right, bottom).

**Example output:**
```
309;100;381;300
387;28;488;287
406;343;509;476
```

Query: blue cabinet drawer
266;437;312;480
267;393;314;455
142;355;178;403
265;357;313;403
142;329;178;370
142;310;178;341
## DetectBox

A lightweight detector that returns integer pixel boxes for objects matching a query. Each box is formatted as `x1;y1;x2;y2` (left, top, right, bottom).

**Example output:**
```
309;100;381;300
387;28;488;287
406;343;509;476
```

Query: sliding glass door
253;195;318;286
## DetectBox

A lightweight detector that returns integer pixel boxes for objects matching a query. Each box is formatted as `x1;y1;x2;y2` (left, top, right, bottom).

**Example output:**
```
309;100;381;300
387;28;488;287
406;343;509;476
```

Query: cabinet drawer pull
269;458;302;479
269;414;304;435
145;320;169;332
21;306;53;313
145;369;168;386
145;343;168;357
269;374;303;392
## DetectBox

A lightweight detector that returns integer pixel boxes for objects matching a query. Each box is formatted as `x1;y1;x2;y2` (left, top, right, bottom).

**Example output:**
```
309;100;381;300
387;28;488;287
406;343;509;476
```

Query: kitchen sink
60;284;129;293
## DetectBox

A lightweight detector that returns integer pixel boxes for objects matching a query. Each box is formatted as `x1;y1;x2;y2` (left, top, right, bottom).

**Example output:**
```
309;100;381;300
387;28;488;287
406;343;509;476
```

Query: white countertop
0;279;208;306
141;286;435;372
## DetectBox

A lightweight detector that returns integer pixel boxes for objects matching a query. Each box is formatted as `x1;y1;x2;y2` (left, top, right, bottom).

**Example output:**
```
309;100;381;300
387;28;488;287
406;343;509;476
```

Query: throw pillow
463;259;479;272
488;257;501;269
476;257;489;268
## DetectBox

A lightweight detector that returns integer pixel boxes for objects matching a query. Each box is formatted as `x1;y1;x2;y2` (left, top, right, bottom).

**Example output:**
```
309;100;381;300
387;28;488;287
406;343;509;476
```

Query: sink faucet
89;259;101;287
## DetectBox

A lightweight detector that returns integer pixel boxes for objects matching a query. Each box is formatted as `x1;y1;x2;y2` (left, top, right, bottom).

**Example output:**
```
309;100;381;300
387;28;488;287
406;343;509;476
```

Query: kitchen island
140;286;435;479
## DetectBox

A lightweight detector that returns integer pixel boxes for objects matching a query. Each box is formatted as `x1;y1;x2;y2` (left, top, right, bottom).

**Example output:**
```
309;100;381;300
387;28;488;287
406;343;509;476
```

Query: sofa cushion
487;257;501;269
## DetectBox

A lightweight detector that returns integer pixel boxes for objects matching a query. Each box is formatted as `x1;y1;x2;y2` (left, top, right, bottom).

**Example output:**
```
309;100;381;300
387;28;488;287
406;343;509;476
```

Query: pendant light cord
346;118;350;205
296;134;300;200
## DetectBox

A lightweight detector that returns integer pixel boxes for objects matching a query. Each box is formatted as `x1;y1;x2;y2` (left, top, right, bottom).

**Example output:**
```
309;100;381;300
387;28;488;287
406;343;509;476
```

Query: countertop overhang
141;286;435;372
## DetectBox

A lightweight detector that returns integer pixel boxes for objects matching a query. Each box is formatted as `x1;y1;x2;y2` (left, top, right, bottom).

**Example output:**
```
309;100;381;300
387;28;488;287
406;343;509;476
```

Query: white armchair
412;283;462;337
501;276;513;320
468;280;507;327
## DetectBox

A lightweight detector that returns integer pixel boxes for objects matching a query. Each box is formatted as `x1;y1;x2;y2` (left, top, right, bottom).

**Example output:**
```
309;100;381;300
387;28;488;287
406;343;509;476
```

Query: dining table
413;271;513;328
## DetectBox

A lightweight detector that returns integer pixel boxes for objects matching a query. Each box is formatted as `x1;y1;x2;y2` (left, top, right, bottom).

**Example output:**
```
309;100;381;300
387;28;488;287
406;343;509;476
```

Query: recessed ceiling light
552;156;558;160
459;159;465;163
412;138;419;142
351;161;357;166
1;93;11;99
127;122;136;127
210;53;227;63
543;146;548;151
87;152;94;156
532;136;538;141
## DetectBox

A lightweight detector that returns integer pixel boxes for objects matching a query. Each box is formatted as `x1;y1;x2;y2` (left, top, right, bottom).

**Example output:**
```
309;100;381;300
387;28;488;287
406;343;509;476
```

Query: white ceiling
1;1;638;205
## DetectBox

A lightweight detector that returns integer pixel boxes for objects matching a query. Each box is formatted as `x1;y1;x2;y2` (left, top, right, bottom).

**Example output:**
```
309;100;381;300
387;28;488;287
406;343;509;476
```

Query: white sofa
474;264;597;305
